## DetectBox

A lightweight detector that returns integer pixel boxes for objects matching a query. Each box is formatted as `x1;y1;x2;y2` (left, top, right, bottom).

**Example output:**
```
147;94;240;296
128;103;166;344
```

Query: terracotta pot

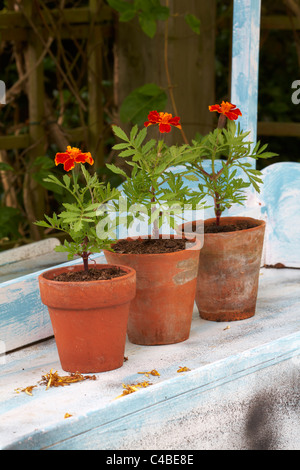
38;264;136;373
103;235;201;345
179;217;266;322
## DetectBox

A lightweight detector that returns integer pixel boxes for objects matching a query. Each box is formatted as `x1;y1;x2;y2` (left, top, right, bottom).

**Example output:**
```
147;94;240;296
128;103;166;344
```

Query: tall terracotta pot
180;217;266;322
103;236;201;345
38;264;136;373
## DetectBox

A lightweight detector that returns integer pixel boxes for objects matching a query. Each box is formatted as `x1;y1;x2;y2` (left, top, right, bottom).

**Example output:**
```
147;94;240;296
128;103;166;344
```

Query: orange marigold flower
144;111;182;133
55;146;94;172
209;101;242;121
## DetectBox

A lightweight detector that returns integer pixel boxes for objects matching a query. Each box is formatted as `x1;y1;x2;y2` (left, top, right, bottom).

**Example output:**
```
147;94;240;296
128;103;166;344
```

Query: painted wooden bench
1;0;300;450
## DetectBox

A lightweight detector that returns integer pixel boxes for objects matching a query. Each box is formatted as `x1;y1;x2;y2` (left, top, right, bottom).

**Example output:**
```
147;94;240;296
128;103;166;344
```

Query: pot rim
179;216;266;237
103;233;202;257
38;263;136;285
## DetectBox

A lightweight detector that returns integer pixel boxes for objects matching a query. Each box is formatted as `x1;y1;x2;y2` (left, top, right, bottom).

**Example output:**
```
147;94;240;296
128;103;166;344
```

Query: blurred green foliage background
0;0;299;250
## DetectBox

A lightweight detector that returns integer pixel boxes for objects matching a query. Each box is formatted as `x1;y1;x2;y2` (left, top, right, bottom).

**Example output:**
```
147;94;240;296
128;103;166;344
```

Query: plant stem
83;255;89;272
151;185;159;239
213;114;227;224
214;192;221;226
82;236;89;272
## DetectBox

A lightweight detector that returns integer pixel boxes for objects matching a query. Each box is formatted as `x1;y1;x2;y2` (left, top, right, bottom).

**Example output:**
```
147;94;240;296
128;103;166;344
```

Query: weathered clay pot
103;235;201;345
179;217;266;322
38;264;136;373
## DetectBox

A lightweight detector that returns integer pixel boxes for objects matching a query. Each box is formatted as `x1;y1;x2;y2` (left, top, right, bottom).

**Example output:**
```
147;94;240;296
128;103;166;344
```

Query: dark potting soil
112;238;195;254
53;267;127;282
204;220;259;233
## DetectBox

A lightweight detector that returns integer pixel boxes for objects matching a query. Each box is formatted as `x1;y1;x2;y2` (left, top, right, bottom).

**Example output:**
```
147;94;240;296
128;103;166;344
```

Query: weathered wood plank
0;134;30;150
261;15;300;30
87;0;104;168
260;162;300;267
1;267;299;450
0;129;87;150
0;6;112;29
258;121;300;137
231;0;261;164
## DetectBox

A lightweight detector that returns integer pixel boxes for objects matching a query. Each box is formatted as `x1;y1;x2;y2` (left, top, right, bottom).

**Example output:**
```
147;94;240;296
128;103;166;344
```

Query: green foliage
187;119;277;219
106;0;170;37
107;0;201;38
109;123;206;233
0;206;21;240
0;164;21;242
0;162;14;172
120;84;168;125
35;164;120;262
184;14;201;35
30;156;64;194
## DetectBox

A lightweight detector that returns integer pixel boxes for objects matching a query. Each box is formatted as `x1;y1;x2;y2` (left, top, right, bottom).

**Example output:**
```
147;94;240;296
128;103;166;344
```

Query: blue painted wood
231;0;262;162
1;267;300;449
1;0;300;451
260;162;300;267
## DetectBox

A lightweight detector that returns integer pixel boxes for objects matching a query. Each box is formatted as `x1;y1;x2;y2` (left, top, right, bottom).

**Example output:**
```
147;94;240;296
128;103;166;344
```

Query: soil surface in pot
112;238;195;254
204;220;259;233
53;267;127;282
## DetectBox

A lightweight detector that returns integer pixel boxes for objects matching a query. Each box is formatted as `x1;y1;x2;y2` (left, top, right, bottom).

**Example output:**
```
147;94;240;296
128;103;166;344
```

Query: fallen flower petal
15;370;97;397
115;381;152;399
177;366;191;373
40;369;97;388
15;385;37;396
138;369;160;377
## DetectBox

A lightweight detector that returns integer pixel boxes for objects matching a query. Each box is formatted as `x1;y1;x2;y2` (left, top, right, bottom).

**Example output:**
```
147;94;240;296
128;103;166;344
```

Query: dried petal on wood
15;385;37;396
40;369;97;389
177;366;191;373
115;381;152;399
138;369;160;378
15;369;97;396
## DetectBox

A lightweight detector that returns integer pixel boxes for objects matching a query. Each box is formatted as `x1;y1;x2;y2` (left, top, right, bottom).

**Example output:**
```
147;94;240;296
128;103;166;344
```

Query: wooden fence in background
0;0;112;167
0;4;299;244
0;7;299;158
259;15;300;138
0;0;112;240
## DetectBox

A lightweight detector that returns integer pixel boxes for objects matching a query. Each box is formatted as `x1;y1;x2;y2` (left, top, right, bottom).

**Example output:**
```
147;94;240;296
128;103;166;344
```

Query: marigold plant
186;102;277;225
107;111;205;238
35;147;120;271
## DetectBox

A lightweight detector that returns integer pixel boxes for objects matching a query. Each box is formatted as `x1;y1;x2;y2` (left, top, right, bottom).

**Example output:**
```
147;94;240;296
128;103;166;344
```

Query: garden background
0;0;299;250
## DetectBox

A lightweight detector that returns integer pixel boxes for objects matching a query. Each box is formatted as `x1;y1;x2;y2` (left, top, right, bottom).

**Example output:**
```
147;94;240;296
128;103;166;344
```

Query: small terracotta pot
179;217;266;322
103;235;201;345
38;264;136;373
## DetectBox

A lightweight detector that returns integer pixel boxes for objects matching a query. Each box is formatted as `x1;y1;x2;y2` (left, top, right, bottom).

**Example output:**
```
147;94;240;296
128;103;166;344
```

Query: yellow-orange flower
144;111;182;133
55;146;94;172
209;101;242;121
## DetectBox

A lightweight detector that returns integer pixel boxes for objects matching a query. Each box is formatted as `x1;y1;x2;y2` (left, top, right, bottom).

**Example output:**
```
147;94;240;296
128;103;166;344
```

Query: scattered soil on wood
53;267;127;282
264;263;286;269
204;220;259;233
112;238;195;255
